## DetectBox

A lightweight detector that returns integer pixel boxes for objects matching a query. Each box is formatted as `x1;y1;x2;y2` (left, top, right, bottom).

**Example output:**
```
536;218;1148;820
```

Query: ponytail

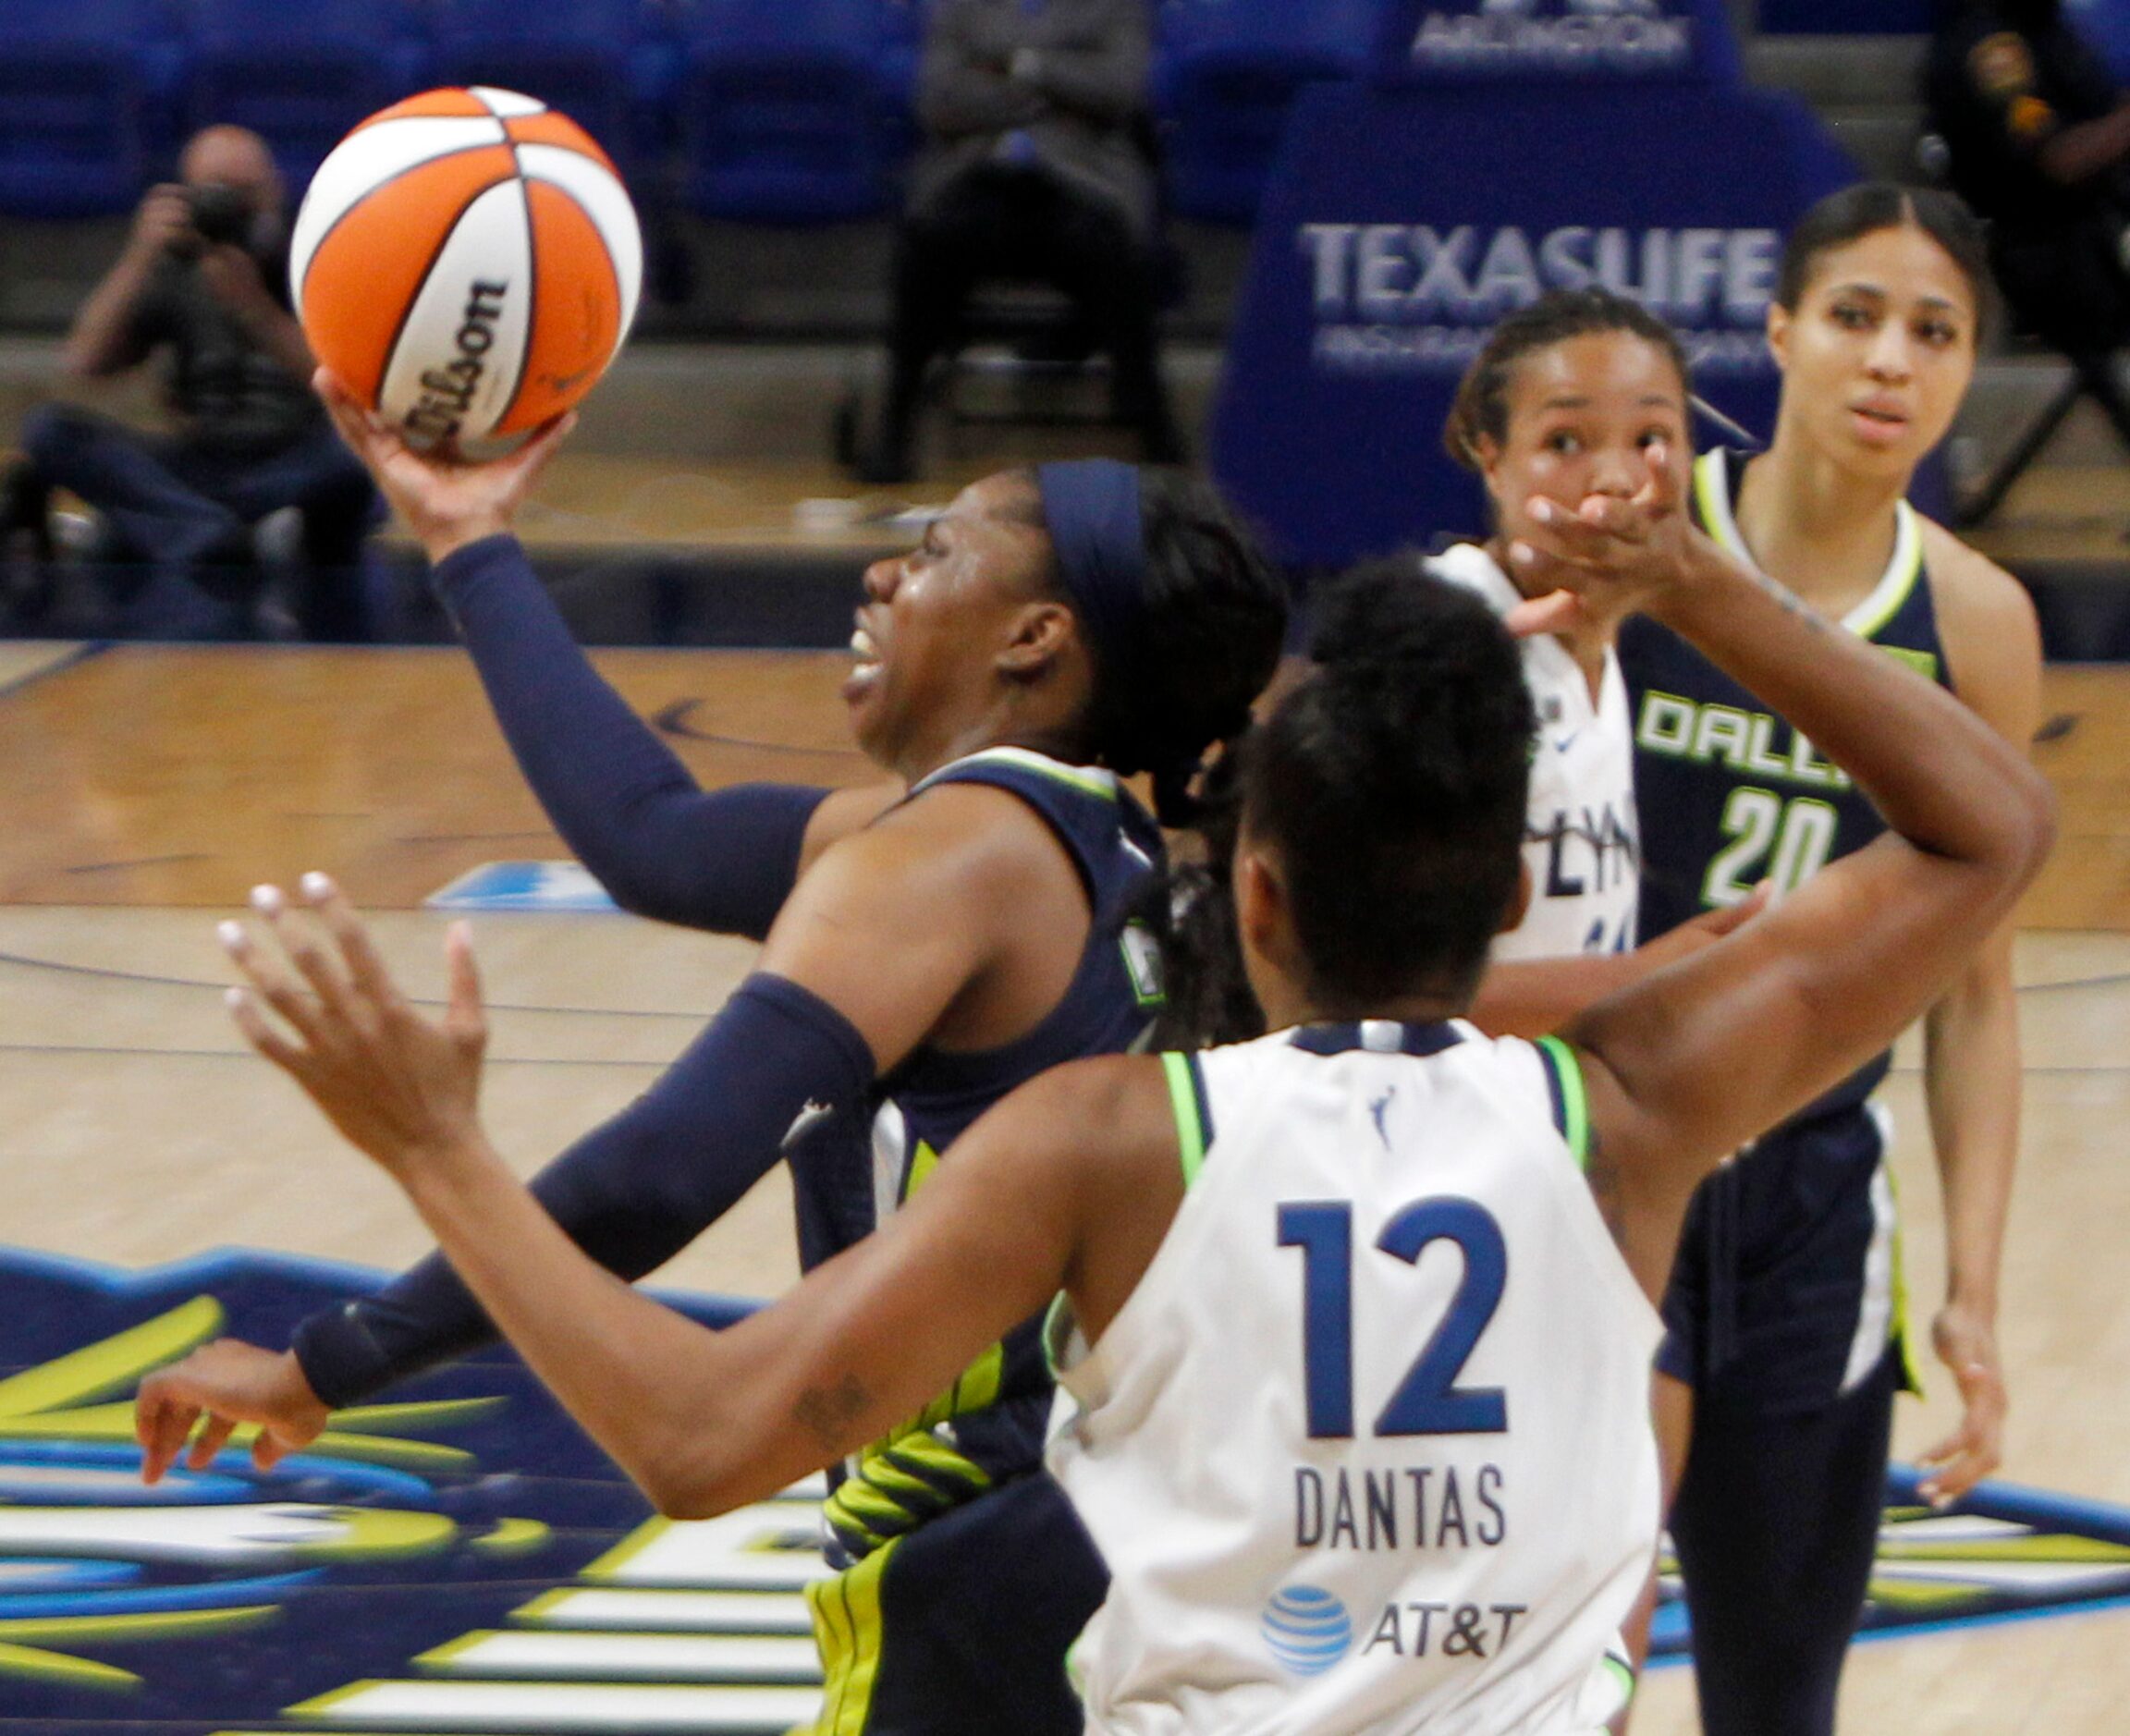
1144;731;1266;1048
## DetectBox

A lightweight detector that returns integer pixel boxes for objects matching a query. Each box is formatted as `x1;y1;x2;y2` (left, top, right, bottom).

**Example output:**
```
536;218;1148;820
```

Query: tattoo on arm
1740;564;1827;635
792;1374;871;1450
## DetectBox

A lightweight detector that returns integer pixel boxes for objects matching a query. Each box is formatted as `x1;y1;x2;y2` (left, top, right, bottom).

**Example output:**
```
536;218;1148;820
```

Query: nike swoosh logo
781;1099;836;1151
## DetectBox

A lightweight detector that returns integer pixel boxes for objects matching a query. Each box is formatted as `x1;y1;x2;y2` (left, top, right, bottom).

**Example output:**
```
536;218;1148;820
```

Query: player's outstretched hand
1501;440;1708;637
315;368;574;566
220;872;491;1186
1917;1298;2007;1507
136;1339;330;1485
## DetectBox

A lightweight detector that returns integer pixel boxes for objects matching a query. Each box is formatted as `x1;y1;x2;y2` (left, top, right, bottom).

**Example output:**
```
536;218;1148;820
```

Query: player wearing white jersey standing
181;466;2050;1734
1428;290;1762;1033
1427;289;1662;962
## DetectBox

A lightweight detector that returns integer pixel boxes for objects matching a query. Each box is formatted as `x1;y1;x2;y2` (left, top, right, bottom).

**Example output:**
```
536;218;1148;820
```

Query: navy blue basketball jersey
779;745;1168;1570
1619;448;1952;1116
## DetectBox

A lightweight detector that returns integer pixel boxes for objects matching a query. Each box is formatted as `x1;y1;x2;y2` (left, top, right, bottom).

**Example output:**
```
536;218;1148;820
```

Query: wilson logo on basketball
408;279;510;443
289;87;643;443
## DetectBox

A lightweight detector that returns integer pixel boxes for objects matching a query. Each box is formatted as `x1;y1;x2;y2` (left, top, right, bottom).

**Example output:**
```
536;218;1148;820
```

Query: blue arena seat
1154;0;1376;226
178;0;429;196
0;0;179;217
425;0;678;178
2067;0;2130;85
673;0;909;225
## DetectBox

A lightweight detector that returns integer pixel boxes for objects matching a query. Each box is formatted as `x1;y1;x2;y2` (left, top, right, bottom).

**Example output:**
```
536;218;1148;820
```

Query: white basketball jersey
1047;1023;1663;1736
1426;544;1640;960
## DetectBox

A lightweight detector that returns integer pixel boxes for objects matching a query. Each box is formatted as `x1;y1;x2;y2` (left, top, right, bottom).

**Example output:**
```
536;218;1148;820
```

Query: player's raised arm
1520;474;2053;1300
163;870;1162;1515
316;373;898;935
136;789;1032;1478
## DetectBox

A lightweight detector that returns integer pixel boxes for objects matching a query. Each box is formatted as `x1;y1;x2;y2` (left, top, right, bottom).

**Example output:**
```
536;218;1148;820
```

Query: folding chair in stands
1952;355;2123;530
1916;134;2130;527
832;116;1189;474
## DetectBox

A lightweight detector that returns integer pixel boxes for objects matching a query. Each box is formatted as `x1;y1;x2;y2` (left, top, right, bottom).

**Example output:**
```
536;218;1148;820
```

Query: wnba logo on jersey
1404;0;1695;77
1262;1584;1354;1676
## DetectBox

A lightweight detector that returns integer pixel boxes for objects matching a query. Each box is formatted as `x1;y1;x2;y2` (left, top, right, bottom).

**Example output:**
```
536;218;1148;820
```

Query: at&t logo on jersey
1263;1583;1353;1676
1298;221;1780;379
1406;0;1696;79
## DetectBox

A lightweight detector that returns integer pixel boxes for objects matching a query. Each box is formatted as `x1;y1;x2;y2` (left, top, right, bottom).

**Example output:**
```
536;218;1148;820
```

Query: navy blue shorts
807;1471;1105;1736
1657;1102;1915;1414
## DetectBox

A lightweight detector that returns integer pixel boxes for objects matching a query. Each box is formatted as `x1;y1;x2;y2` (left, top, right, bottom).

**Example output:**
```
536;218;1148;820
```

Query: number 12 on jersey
1278;1197;1509;1440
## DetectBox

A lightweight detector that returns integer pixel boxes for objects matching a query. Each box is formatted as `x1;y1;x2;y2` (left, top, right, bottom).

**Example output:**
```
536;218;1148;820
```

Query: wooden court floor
0;639;2128;1730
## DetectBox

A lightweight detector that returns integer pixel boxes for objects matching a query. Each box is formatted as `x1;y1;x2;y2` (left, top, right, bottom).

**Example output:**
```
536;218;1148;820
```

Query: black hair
1090;468;1291;822
1774;181;1994;336
1443;287;1692;471
1241;562;1535;1011
1008;467;1290;1048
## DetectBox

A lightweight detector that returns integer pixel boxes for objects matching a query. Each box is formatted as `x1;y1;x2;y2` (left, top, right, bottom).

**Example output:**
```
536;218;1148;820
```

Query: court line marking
0;641;103;701
0;950;708;1021
0;1038;2124;1077
653;699;865;759
2;939;2125;1024
63;854;215;877
0;1041;667;1068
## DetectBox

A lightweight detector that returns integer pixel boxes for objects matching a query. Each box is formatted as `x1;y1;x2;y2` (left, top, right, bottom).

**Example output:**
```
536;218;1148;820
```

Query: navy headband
1036;459;1147;672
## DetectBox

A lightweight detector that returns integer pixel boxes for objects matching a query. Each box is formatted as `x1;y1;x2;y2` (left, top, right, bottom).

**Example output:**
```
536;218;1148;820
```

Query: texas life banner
1372;0;1746;88
1208;80;1855;568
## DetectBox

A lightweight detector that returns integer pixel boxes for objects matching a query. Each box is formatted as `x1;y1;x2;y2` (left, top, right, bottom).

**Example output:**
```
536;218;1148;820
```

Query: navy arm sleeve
430;534;828;940
290;973;875;1408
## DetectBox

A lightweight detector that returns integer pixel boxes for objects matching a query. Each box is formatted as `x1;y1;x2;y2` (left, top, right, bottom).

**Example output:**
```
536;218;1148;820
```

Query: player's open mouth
844;616;885;702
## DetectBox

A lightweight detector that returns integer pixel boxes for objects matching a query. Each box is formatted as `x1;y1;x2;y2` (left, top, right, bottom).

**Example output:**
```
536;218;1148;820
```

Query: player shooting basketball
137;391;1287;1736
153;441;2050;1733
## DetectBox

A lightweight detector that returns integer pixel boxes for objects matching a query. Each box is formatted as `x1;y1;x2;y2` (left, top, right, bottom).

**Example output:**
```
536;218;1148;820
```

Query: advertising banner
1210;81;1855;566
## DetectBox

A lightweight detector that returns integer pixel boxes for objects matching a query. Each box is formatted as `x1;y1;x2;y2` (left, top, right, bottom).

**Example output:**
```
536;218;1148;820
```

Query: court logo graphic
1264;1583;1353;1676
5;1246;2129;1730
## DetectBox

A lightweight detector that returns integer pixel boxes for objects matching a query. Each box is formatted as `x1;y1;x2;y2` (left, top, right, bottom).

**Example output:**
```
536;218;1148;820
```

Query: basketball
288;87;643;446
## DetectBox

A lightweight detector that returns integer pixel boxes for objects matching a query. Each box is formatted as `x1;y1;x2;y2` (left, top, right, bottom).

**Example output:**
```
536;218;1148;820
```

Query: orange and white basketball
289;88;643;446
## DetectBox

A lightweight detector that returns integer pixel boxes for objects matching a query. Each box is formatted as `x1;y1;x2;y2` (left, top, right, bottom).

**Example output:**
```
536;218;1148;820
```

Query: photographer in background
2;127;375;640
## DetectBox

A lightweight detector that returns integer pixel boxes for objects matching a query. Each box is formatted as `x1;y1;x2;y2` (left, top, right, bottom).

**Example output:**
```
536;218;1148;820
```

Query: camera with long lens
179;183;255;253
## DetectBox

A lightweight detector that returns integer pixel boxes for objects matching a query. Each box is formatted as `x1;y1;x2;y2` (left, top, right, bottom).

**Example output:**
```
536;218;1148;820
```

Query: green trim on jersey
1887;1163;1927;1398
925;744;1120;801
1536;1035;1592;1170
1041;1291;1074;1382
1602;1649;1638;1710
1690;448;1927;646
1162;1052;1212;1186
805;1534;900;1735
1690;447;1734;560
